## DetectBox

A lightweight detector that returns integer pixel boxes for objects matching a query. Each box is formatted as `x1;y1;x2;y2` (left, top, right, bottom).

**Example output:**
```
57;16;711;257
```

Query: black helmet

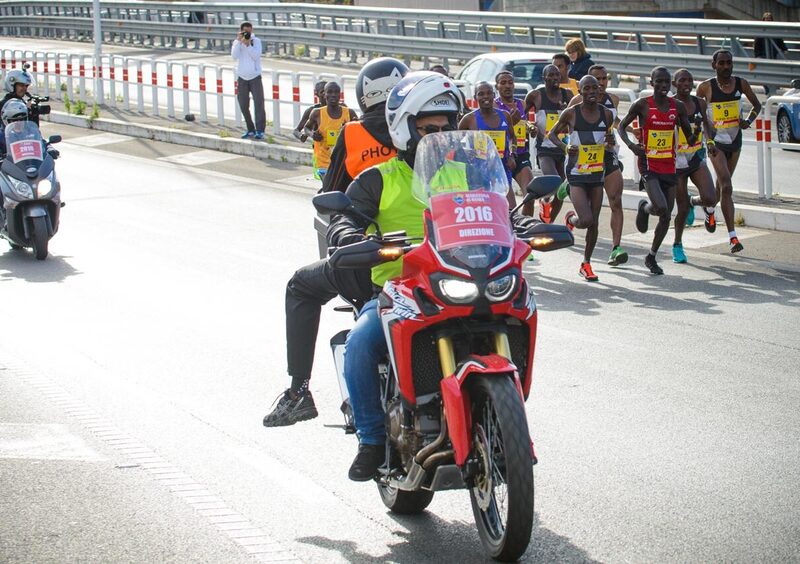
355;57;409;113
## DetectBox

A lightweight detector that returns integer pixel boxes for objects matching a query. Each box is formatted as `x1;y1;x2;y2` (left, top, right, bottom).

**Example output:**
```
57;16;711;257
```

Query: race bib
678;128;702;153
486;130;506;154
545;112;559;134
576;144;604;174
326;128;340;147
712;100;740;129
646;130;674;159
513;122;528;146
474;133;489;160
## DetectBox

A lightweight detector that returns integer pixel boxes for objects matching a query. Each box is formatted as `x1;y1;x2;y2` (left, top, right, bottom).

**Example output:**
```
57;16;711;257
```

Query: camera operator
231;21;266;139
1;70;36;125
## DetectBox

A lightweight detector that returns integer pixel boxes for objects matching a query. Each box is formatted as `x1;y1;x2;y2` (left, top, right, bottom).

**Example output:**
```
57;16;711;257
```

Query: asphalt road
1;127;799;563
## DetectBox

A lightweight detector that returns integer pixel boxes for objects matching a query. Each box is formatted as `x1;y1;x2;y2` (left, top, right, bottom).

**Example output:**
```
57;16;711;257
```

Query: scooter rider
329;72;536;481
321;57;408;193
262;58;408;428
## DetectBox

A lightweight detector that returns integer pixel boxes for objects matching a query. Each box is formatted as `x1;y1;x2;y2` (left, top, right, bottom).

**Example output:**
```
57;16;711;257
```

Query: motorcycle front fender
22;203;48;218
440;354;524;466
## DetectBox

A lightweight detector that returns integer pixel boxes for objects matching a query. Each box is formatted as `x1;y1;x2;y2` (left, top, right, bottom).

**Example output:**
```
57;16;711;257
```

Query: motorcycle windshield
412;130;513;270
5;121;44;171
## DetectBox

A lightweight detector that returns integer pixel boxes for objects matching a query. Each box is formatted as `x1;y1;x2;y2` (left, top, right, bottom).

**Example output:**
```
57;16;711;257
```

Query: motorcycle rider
328;72;535;481
262;58;408;428
0;99;41;222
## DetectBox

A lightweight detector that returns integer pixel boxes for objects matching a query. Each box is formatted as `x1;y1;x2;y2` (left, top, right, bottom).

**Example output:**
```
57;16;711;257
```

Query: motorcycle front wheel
468;375;533;562
30;216;49;260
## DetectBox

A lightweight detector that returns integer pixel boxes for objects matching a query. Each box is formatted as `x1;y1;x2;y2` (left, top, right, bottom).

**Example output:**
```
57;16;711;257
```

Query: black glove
47;148;60;160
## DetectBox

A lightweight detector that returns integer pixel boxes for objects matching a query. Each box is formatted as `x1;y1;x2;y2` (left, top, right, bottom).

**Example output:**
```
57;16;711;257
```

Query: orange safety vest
314;105;350;170
342;121;397;179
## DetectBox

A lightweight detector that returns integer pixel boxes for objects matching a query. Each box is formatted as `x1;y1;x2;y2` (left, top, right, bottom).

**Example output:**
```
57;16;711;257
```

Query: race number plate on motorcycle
9;140;43;162
430;191;513;251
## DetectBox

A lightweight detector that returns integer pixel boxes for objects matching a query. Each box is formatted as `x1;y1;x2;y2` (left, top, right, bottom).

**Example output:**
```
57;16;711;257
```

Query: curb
43;111;800;234
44;111;315;167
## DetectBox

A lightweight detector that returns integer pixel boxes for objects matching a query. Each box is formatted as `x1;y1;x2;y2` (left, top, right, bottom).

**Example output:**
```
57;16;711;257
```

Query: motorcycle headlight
36;178;53;198
486;274;517;302
438;278;479;303
8;177;33;199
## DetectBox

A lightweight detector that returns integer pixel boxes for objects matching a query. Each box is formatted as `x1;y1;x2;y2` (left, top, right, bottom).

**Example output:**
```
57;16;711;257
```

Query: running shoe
263;389;318;427
241;130;256;139
730;237;744;253
254;130;265;140
564;210;576;232
607;246;629;266
636;199;649;233
685;205;695;226
579;262;598;282
704;209;717;233
539;199;553;224
556;180;570;201
672;243;687;263
645;253;664;275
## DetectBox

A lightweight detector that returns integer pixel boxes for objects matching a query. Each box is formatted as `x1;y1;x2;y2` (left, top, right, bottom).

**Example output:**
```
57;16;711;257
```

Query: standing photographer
231;21;266;139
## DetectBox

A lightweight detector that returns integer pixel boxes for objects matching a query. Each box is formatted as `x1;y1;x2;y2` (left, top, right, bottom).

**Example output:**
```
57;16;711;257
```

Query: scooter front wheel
468;375;533;562
30;216;49;260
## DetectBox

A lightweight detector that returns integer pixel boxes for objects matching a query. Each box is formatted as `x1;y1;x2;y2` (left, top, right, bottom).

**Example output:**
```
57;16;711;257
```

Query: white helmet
1;98;29;125
385;71;462;152
4;69;32;93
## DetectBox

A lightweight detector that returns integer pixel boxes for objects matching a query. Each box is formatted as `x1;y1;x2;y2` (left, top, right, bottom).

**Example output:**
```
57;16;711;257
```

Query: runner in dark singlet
696;50;761;254
549;75;615;282
619;67;696;275
460;81;517;207
524;64;572;223
495;71;534;214
671;68;719;264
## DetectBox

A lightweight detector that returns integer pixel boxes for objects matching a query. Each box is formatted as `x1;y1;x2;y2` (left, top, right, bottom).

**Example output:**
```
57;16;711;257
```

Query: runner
524;64;573;223
672;68;719;263
459;81;517;207
618;67;697;275
565;64;629;266
304;82;358;180
548;75;615;282
552;53;579;96
293;80;326;143
696;50;762;253
495;70;534;214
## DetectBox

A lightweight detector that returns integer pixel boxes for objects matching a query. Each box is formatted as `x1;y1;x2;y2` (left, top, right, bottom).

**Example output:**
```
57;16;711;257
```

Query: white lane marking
66;133;132;147
0;423;105;462
157;150;241;166
1;357;301;563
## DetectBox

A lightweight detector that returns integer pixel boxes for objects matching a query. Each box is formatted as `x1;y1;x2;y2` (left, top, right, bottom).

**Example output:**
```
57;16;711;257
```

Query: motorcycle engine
386;397;442;470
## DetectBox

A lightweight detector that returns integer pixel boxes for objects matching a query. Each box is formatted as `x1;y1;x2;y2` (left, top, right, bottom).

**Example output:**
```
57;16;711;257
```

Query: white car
455;52;555;103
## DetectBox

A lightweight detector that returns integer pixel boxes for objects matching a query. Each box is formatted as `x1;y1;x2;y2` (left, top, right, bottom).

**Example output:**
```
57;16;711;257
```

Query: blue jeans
343;298;387;445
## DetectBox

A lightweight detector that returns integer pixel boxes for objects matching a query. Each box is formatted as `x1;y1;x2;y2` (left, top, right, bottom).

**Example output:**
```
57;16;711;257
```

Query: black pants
286;259;373;380
237;76;266;133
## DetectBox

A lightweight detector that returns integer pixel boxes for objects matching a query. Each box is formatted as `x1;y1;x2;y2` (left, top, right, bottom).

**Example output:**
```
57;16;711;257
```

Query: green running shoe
607;246;629;266
556;180;570;201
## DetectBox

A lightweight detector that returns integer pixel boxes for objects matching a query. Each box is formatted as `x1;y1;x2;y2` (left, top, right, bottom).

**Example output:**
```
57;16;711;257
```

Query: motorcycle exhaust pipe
422;449;454;470
414;407;448;466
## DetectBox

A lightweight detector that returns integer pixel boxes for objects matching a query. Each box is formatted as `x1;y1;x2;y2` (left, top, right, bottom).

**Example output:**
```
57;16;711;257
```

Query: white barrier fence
0;48;359;136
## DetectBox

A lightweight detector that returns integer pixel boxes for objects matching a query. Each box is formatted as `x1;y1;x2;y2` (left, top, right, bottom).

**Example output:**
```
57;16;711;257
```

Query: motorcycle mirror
48;135;62;144
526;175;563;199
524;223;574;252
312;191;351;215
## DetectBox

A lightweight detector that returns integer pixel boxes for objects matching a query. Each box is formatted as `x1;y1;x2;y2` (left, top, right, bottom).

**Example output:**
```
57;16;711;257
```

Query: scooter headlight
8;177;33;199
485;274;517;302
438;278;479;303
36;178;53;198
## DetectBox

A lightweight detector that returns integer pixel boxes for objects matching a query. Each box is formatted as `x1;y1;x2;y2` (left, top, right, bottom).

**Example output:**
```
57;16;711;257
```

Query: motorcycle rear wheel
377;483;434;515
30;216;49;260
468;375;533;562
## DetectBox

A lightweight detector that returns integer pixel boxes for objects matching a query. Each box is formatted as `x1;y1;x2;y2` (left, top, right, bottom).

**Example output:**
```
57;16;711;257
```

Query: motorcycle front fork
435;331;512;379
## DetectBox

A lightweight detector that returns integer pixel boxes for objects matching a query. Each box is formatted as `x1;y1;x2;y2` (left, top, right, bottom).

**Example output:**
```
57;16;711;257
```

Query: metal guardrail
2;1;800;86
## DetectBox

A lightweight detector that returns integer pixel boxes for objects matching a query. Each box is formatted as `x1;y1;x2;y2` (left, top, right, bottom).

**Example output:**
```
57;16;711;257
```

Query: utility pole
93;0;104;103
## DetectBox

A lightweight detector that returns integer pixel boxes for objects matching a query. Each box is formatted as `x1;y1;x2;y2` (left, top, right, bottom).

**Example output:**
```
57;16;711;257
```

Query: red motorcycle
314;131;573;561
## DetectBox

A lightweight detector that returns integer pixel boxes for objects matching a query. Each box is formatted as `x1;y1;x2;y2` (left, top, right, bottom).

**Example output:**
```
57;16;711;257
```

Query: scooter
314;130;573;562
0;119;62;260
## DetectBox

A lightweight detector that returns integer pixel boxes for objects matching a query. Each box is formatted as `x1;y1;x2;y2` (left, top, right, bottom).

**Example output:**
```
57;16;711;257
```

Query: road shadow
527;246;800;316
298;511;598;563
0;250;81;283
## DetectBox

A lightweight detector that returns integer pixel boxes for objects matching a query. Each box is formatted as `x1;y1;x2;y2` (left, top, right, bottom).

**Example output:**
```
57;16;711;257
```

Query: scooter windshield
5;121;44;170
412;130;513;270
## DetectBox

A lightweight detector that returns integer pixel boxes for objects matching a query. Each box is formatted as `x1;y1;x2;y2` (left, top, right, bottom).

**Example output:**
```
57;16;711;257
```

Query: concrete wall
497;0;799;20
